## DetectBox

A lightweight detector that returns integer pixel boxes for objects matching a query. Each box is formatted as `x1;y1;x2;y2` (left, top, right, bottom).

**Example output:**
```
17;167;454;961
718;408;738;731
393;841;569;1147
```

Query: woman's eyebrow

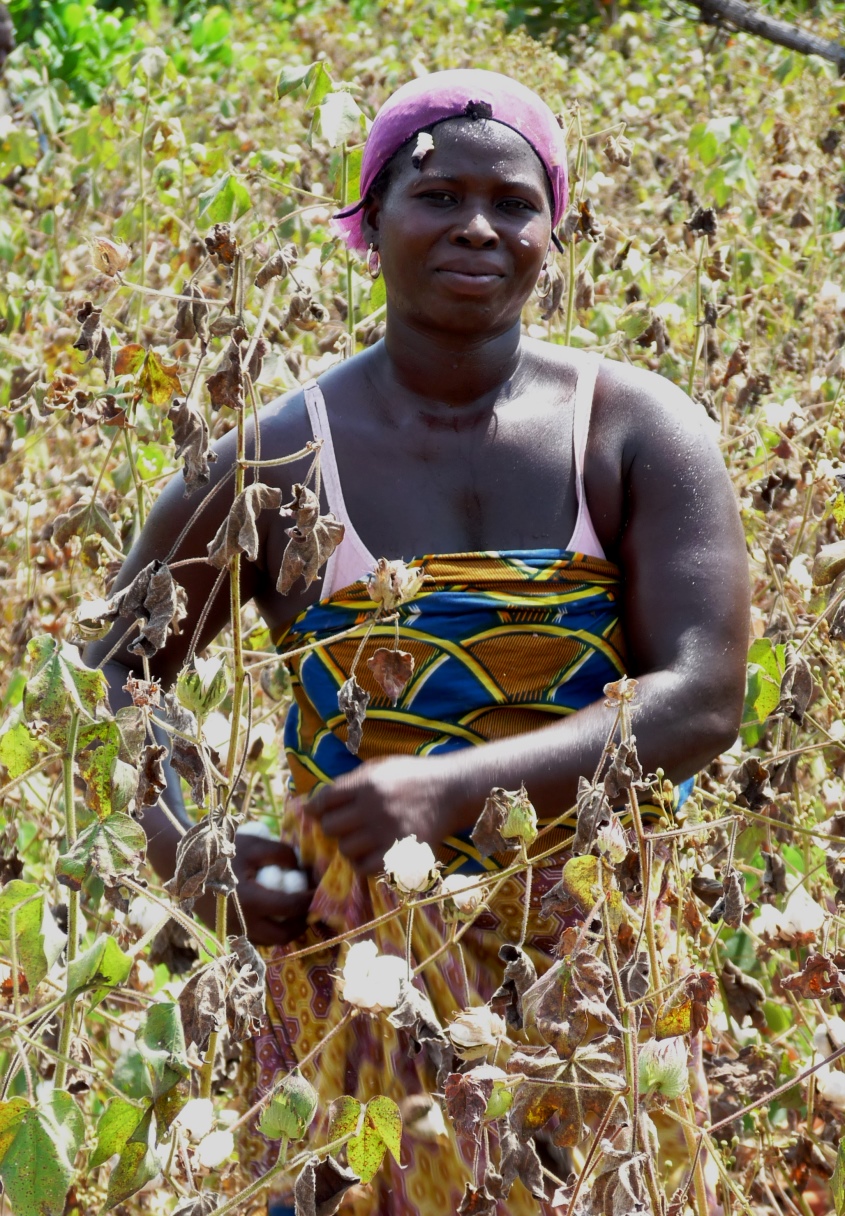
411;172;545;194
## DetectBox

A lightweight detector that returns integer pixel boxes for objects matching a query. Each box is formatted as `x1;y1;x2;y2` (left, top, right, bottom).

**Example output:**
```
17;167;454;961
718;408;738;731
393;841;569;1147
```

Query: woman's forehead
395;117;547;183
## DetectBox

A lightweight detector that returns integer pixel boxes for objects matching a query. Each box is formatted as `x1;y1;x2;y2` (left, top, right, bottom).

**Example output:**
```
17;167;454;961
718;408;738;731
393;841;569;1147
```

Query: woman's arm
84;396;316;944
304;367;750;874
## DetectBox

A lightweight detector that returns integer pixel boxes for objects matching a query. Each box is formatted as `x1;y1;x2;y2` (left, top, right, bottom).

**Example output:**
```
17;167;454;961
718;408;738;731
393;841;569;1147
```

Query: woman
92;71;749;1214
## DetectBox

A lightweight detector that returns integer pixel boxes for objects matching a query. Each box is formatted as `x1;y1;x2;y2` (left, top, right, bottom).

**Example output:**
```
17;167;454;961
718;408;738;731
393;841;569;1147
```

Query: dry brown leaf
109;560;188;658
206;337;245;411
779;953;839;999
522;949;619;1057
254;243;298;288
387;980;452;1087
708;868;745;928
457;1184;497;1215
443;1070;493;1148
490;944;537;1030
761;847;788;896
161;693;211;807
490;1117;545;1201
366;648;414;705
721;959;766;1030
207;482;283;569
247;336;268;384
227;934;267;1040
168;398;218;496
293;1154;360;1216
589;1150;649;1216
774;644;814;725
337;676;369;756
164;806;236;908
204;223;238;265
572;776;613;855
73;301;113;382
603;738;643;802
470;785;537;858
729;757;774;811
136;743;167;809
173;282;209;343
276;483;345;594
178;955;232;1050
604;133;633;167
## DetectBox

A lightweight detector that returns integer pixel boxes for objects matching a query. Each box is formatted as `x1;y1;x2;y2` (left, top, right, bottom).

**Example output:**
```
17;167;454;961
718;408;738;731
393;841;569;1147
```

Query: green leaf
56;813;147;891
318;91;364;149
0;721;47;779
135;1003;190;1099
832;1137;845;1216
77;721;137;818
366;1096;402;1165
68;933;132;1007
306;61;333;107
277;62;313;98
0;1092;84;1216
23;637;107;745
104;1106;161;1210
198;173;252;224
0;880;66;991
91;1098;144;1168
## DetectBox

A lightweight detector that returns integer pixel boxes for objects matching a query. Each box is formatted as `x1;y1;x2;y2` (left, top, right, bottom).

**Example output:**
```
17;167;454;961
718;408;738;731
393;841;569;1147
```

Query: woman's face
364;118;553;338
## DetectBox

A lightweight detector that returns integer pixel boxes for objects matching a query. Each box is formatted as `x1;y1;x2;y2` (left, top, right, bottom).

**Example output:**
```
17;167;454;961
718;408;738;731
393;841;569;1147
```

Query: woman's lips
435;268;504;291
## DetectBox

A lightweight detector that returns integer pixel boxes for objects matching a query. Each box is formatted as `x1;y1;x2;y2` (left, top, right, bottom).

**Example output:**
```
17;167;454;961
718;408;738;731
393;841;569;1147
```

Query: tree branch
687;0;845;74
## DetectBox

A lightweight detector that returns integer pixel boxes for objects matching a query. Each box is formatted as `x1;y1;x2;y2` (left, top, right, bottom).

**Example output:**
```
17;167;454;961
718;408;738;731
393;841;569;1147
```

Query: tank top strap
302;380;376;596
567;350;606;560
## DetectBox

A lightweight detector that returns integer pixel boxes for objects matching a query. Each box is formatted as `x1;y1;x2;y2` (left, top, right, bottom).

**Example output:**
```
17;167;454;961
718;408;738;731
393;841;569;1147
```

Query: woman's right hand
195;835;314;948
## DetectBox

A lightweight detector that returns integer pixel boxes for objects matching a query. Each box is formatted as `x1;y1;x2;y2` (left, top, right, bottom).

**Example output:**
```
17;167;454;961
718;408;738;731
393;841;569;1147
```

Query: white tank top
304;349;606;598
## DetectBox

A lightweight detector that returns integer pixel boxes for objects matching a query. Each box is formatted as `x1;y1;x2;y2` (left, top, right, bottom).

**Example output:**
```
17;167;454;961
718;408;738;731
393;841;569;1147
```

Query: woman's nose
451;208;499;247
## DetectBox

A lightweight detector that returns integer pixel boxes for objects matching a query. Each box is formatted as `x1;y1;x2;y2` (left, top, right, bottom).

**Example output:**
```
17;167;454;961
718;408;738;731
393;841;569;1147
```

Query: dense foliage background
2;0;845;1214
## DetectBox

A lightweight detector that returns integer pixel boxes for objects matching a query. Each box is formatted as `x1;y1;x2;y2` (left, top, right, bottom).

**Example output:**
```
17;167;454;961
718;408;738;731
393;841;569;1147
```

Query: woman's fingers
301;776;359;820
241;880;315;922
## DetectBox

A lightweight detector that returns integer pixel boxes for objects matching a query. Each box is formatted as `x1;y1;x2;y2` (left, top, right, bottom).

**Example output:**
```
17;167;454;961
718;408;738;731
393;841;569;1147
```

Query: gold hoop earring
367;244;381;281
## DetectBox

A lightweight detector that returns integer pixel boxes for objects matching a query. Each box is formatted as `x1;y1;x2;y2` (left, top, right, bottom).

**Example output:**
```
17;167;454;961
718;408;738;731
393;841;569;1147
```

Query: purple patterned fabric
332;69;568;253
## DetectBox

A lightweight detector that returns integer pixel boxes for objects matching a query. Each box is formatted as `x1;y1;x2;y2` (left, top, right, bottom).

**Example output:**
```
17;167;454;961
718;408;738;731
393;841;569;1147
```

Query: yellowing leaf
654;989;693;1040
327;1095;362;1142
0;721;47;779
114;343;146;378
366;1096;402;1166
0;1092;84;1216
138;349;182;406
0;881;66;991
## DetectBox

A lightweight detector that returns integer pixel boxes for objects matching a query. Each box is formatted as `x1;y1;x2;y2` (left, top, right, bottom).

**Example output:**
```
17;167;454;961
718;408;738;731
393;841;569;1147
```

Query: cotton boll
196;1129;235;1169
815;1067;845;1111
448;1006;508;1059
383;835;438;894
441;874;484;921
339;940;406;1012
127;894;162;935
255;865;309;894
175;1098;215;1142
639;1037;689;1099
237;821;275;840
367;954;408;1011
750;904;785;940
781;885;826;937
814;1017;845;1056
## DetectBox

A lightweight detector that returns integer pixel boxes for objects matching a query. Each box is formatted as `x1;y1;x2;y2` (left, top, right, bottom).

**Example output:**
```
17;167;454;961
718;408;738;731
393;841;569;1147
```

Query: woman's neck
372;314;525;415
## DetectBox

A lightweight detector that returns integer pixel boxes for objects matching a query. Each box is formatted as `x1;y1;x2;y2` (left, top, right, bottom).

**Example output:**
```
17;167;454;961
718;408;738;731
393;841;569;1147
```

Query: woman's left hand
301;756;459;875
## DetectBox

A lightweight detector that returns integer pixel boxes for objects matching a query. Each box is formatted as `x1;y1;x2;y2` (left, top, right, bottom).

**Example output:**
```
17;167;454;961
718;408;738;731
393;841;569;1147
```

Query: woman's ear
360;195;381;247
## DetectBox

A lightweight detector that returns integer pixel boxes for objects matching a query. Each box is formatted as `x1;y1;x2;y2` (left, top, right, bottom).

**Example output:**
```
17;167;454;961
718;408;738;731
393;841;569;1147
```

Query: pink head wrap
332;69;568;255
